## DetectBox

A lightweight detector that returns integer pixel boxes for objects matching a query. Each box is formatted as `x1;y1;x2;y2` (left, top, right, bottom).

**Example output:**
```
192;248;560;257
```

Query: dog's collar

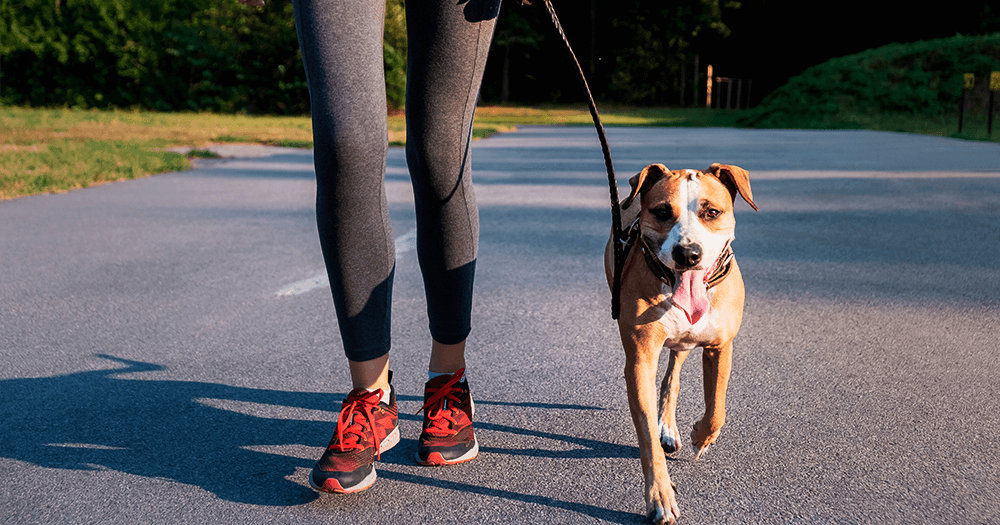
621;218;735;290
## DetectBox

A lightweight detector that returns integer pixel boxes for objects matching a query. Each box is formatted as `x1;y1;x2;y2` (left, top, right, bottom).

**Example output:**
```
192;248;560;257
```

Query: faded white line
45;443;128;450
275;272;328;297
241;444;324;460
275;229;416;297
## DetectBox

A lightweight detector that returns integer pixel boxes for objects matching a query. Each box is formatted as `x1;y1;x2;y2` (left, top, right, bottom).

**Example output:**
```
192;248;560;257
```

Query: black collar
620;218;735;290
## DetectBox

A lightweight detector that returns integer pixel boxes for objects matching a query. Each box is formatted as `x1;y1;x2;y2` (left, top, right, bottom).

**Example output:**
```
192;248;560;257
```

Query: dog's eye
651;207;672;220
704;208;722;219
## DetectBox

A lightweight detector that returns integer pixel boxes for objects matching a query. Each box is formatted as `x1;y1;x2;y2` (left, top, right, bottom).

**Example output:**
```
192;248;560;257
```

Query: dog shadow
2;354;641;521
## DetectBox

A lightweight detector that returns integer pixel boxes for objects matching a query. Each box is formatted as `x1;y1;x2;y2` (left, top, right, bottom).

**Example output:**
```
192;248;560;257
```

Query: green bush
383;42;406;110
741;34;1000;129
0;0;407;113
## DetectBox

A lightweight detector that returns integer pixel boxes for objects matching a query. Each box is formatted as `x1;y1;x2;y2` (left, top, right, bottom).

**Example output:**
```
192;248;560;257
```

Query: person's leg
295;0;395;393
406;0;500;466
294;0;397;494
405;0;500;372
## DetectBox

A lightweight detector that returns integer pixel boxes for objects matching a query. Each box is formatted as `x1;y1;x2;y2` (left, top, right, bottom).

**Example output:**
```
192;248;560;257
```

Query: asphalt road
2;126;999;524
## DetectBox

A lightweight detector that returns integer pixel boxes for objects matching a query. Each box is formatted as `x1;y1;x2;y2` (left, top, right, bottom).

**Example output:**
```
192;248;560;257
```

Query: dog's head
621;163;757;322
622;162;757;270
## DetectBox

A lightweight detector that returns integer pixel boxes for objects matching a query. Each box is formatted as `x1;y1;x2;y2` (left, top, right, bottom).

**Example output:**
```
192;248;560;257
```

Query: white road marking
275;229;416;297
274;273;328;297
44;443;128;450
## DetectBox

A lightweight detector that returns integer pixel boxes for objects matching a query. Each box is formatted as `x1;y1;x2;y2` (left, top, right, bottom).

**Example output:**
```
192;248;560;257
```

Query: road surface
2;127;999;524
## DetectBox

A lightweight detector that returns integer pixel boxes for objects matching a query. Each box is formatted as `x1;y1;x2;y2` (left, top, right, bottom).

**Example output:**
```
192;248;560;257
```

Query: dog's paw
690;419;722;461
659;423;682;454
645;482;680;524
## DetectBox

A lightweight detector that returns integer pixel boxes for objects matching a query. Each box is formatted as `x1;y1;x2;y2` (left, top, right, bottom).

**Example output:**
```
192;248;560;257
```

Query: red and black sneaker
415;368;478;466
309;377;399;494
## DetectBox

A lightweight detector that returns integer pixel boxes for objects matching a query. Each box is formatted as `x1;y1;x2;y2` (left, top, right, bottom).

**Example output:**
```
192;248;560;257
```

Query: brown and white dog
604;163;758;524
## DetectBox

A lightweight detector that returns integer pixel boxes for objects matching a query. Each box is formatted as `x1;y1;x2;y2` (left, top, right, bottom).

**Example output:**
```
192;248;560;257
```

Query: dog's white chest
656;288;721;350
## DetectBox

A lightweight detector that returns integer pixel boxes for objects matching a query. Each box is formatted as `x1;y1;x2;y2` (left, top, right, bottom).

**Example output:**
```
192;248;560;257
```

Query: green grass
0;139;189;199
187;149;222;159
740;106;1000;142
473;105;743;128
2;105;743;200
1;103;992;200
268;139;314;148
833;111;999;142
1;106;317;199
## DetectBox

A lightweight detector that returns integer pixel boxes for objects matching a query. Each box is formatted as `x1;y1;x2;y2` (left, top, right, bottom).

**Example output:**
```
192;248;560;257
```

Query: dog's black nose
672;244;702;267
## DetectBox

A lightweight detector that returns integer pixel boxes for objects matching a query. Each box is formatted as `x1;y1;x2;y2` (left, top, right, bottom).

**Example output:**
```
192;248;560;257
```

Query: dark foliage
2;0;1000;113
0;0;309;112
741;34;1000;128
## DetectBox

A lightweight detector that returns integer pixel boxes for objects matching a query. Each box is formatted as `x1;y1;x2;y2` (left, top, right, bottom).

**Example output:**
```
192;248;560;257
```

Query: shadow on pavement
1;354;631;518
376;468;644;524
2;355;323;506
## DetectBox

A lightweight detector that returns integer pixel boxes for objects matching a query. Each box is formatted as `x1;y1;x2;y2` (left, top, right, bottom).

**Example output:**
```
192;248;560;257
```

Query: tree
492;7;543;103
383;0;406;109
603;0;740;105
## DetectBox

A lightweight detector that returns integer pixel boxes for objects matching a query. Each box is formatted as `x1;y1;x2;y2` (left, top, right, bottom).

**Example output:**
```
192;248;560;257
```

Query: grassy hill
741;34;1000;138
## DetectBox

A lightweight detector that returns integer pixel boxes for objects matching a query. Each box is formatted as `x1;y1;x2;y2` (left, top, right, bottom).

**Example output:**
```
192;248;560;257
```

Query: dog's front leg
658;349;690;454
623;331;680;524
692;340;734;460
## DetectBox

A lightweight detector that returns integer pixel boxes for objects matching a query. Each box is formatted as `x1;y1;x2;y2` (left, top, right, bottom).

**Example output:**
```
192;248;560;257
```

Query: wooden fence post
990;72;999;136
706;64;713;109
960;73;974;134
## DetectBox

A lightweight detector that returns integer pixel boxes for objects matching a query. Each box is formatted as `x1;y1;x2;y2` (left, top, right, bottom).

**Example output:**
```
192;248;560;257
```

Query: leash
538;0;625;320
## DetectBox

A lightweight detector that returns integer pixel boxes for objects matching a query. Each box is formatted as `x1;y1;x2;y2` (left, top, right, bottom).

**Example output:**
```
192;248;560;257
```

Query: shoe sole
415;438;479;466
380;425;401;453
309;426;401;494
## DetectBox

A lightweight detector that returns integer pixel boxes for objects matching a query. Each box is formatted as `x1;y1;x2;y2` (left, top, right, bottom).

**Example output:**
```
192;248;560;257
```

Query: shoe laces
416;368;466;437
335;388;386;459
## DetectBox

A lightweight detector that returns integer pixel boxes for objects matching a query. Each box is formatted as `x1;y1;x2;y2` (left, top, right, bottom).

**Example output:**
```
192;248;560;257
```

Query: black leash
538;0;625;320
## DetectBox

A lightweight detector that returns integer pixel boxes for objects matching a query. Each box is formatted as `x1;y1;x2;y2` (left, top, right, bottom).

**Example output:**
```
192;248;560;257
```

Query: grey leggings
293;0;500;362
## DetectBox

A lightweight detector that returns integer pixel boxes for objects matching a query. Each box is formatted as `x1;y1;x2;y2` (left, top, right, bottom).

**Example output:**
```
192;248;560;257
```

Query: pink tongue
673;270;709;324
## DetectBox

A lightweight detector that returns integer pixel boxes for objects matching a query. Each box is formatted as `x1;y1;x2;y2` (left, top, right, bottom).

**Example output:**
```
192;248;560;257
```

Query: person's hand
238;0;265;6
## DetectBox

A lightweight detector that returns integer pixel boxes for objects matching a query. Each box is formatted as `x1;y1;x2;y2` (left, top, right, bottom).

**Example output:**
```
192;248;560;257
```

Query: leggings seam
456;20;488;263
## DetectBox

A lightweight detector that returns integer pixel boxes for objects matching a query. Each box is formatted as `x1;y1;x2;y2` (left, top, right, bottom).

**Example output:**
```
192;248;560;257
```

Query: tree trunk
502;47;510;104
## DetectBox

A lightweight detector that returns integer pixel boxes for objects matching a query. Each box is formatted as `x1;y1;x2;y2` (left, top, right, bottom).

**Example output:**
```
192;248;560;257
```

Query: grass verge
0;139;189;199
815;110;999;143
2;104;991;200
1;106;320;199
2;105;741;200
1;107;313;199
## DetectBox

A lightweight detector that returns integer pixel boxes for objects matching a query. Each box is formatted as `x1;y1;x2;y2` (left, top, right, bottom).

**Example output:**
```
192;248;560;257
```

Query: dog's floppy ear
706;163;758;211
621;163;669;210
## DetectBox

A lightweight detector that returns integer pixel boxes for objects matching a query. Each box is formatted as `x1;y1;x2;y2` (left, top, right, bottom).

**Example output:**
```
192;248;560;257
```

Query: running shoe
310;376;399;493
415;368;478;466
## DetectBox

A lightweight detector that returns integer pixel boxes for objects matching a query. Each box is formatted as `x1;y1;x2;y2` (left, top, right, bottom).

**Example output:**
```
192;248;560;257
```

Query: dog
604;163;758;524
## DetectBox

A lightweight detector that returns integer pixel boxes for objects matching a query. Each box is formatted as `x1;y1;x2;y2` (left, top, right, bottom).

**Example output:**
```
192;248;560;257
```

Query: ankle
428;339;466;374
348;355;390;392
